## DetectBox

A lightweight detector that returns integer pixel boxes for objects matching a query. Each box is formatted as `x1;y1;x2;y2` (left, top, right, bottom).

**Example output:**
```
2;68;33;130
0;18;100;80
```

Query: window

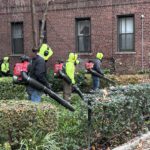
39;20;47;43
76;18;91;53
118;16;134;52
11;22;24;54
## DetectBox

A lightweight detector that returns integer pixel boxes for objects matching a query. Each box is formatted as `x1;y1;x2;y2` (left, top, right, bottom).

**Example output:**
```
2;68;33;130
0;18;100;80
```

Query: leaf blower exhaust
21;72;74;111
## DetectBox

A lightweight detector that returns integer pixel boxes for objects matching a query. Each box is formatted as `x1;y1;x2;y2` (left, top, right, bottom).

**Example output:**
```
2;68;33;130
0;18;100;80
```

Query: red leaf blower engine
13;61;29;84
54;62;71;84
13;56;74;111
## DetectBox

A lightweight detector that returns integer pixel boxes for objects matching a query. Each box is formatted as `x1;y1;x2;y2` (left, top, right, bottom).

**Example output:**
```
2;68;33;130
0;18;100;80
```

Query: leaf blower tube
59;70;84;100
89;69;116;85
21;71;75;111
85;62;116;85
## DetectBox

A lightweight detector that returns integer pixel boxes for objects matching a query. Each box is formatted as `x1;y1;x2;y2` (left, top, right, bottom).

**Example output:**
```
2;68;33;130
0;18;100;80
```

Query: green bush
0;100;57;149
0;77;26;100
57;97;88;149
55;83;150;149
86;83;150;147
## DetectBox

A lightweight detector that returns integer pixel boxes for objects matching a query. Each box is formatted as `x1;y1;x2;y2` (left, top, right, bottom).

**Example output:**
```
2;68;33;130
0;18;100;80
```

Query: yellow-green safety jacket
65;53;78;84
1;57;9;73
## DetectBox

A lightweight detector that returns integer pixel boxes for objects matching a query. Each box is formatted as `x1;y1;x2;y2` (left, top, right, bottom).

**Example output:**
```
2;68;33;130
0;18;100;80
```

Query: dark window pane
80;26;89;36
76;18;91;52
11;22;24;54
78;20;90;35
118;16;134;52
78;36;90;52
120;34;126;50
13;38;24;54
126;34;133;50
12;24;23;38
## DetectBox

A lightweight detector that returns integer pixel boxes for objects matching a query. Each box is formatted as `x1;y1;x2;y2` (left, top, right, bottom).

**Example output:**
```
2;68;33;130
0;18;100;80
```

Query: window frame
117;15;135;52
11;22;24;55
75;18;91;53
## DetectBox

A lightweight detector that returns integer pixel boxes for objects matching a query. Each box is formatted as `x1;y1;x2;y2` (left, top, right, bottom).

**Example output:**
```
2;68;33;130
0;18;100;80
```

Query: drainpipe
141;14;144;72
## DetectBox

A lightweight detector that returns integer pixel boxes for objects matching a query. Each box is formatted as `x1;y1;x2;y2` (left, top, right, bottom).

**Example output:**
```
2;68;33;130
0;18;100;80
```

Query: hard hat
68;53;78;62
38;44;53;61
3;57;9;61
96;52;103;60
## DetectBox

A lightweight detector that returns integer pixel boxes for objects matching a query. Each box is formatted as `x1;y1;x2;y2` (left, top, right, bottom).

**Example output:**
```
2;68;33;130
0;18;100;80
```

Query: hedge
0;77;26;100
55;83;150;149
0;100;57;149
84;83;150;148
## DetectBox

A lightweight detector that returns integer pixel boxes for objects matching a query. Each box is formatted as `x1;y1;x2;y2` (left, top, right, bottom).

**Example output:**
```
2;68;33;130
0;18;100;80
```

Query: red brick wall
112;1;150;73
0;0;149;73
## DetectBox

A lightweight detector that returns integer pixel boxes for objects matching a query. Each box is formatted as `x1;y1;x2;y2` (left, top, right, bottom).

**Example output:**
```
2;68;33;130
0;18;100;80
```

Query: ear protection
44;45;50;56
38;44;53;61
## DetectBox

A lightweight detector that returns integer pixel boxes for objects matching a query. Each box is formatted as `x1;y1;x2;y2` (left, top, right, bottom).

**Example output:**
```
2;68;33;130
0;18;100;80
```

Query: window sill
115;51;136;54
78;52;93;56
10;54;24;57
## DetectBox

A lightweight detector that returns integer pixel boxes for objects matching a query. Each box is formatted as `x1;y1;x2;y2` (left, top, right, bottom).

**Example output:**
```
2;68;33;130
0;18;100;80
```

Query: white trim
78;53;93;56
115;52;136;54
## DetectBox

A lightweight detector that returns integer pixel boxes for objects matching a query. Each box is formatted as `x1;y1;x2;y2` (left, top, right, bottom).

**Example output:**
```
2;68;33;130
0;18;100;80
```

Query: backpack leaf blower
13;57;75;112
54;62;84;100
85;62;116;85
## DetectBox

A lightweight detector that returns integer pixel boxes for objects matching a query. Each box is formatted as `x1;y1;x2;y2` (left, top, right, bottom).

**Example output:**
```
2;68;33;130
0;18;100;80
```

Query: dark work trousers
92;75;100;90
63;80;72;101
26;86;42;103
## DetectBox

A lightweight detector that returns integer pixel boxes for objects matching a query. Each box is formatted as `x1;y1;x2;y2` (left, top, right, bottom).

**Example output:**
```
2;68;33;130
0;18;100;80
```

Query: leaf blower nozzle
21;72;75;112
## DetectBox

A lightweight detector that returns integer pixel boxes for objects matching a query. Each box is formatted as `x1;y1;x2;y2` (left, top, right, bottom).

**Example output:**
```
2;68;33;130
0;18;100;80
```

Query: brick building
0;0;150;73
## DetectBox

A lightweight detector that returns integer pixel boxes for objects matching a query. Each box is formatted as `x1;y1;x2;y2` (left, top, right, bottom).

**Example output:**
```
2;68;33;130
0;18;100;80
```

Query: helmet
38;44;53;61
3;57;9;61
68;53;78;62
96;52;103;60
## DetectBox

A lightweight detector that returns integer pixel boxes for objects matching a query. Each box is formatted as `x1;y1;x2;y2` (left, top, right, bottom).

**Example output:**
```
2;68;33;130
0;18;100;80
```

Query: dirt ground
139;138;150;150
